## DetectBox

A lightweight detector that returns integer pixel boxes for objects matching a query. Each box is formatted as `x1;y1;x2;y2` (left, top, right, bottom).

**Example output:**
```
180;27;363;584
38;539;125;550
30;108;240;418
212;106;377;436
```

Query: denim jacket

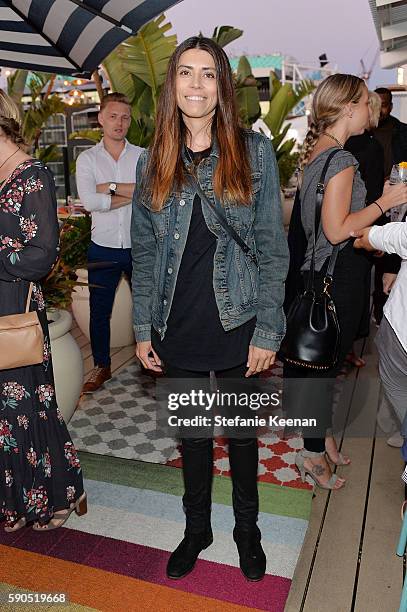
131;130;289;351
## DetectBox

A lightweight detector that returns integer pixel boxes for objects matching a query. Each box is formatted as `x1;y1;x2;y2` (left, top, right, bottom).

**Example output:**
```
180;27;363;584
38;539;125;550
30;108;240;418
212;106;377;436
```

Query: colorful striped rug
0;451;313;612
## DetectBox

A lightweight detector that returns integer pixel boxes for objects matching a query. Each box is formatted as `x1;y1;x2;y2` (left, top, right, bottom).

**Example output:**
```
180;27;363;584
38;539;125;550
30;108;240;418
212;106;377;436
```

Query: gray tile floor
69;363;181;463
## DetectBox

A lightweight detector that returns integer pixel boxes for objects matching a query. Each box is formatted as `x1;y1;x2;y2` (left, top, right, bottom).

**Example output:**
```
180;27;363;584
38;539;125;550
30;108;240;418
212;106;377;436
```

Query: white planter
71;268;134;348
282;191;295;229
48;309;83;423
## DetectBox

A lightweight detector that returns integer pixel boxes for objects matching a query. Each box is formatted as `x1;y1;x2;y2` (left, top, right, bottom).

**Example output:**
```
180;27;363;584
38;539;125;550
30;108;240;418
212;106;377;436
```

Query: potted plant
42;216;91;423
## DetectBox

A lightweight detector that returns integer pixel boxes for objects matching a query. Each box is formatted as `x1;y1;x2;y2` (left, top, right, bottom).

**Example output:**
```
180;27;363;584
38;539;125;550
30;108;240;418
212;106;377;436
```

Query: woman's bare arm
321;168;407;244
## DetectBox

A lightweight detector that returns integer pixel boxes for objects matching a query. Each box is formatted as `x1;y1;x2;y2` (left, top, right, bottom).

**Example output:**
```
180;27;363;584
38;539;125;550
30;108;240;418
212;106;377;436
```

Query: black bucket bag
279;149;342;370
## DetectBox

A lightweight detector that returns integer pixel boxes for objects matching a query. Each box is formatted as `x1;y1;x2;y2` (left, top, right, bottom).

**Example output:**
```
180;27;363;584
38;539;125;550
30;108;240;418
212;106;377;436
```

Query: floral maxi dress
0;159;84;528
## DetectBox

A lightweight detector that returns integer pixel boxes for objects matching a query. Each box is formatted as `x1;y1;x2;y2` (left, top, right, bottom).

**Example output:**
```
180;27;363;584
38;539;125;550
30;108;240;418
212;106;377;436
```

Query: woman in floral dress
0;90;85;532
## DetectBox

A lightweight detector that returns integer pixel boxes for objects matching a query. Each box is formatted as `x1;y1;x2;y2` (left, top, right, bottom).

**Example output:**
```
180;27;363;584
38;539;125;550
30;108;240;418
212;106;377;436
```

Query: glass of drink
389;163;407;221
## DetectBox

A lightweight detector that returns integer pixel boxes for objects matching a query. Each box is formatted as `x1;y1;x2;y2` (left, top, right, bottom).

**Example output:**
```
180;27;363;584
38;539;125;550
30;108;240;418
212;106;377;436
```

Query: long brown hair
146;36;252;211
299;74;365;170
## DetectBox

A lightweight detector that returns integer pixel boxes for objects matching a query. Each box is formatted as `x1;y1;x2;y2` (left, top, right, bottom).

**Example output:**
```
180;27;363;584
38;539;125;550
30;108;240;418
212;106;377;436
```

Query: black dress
152;147;255;371
0;159;84;529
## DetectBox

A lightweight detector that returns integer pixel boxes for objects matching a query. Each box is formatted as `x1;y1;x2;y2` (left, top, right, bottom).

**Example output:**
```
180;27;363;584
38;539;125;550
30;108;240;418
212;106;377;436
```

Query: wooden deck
70;318;405;612
285;331;405;612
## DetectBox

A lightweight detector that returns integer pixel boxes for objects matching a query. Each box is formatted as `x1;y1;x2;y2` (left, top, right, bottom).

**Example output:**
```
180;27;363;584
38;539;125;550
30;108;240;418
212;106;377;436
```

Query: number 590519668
1;592;68;605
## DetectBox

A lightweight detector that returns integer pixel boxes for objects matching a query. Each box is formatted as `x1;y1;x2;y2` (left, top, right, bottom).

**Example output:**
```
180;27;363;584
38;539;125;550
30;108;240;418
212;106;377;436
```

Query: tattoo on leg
312;464;325;477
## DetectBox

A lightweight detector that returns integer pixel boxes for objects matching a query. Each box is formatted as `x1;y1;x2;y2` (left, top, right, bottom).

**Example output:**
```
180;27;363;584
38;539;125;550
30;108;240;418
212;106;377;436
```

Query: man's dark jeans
87;241;132;367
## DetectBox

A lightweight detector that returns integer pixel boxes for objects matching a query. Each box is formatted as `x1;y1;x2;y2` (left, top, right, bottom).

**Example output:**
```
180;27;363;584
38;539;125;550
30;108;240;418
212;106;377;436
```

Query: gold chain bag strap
0;282;44;370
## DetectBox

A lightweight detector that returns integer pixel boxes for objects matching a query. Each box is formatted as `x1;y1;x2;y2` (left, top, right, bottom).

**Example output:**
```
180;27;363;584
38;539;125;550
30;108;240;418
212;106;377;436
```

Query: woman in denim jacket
131;37;288;582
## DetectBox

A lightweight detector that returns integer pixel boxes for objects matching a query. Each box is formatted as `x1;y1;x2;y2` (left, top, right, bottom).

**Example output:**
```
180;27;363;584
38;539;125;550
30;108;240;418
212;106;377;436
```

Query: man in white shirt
76;93;143;393
353;222;407;445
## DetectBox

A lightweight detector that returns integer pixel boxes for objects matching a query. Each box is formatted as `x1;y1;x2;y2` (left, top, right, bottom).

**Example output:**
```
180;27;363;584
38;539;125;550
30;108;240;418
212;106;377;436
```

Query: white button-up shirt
369;221;407;352
76;139;143;248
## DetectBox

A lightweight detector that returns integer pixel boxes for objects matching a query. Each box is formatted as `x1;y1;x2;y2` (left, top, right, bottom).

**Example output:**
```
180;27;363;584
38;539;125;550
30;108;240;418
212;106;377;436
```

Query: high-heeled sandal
295;449;345;490
33;492;87;532
4;516;27;533
325;450;351;466
325;435;351;466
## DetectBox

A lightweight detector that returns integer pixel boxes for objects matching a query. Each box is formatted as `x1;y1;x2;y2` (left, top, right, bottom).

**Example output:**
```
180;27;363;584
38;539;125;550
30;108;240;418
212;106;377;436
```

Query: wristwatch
109;182;117;196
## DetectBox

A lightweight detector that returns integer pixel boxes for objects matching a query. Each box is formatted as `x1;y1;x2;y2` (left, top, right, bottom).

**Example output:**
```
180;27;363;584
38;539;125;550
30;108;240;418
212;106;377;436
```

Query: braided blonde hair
0;89;25;146
298;74;365;171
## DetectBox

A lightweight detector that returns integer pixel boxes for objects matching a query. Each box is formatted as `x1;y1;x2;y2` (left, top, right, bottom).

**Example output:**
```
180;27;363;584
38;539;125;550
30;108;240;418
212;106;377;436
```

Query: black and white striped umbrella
0;0;182;76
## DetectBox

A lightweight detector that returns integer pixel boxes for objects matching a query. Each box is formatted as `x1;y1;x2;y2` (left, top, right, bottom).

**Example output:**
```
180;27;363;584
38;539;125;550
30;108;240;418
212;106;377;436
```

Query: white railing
281;62;338;86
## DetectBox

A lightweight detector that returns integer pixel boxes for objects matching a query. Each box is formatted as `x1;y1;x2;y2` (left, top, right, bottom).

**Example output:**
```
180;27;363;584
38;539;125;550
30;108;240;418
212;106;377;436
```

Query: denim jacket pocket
146;198;173;239
223;173;259;230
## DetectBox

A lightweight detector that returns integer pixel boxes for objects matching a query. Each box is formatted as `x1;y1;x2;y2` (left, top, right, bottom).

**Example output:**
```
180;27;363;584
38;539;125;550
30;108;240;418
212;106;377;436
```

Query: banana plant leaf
291;79;315;107
27;72;53;99
103;15;176;107
132;75;154;118
121;15;177;105
102;51;137;102
127;115;155;148
269;71;282;100
236;56;253;84
274;138;296;160
23;94;66;145
263;83;295;136
235;56;261;128
264;73;315;137
210;25;243;48
126;76;155;146
7;69;28;104
7;69;65;150
270;124;291;151
236;86;261;128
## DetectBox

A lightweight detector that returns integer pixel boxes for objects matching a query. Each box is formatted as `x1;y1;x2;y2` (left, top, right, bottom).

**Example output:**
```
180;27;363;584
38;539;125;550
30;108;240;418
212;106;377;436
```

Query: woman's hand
246;345;276;377
136;341;162;373
352;227;375;251
383;272;398;295
378;181;407;212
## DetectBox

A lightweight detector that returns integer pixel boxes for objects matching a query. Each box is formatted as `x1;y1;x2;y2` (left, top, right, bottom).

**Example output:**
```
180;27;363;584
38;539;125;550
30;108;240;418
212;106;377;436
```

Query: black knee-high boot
181;437;214;534
167;438;213;579
228;437;259;529
228;437;266;581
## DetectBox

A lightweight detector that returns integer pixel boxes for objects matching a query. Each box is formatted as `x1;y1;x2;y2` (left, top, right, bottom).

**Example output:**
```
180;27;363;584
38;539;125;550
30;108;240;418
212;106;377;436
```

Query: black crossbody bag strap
307;149;342;291
187;174;258;267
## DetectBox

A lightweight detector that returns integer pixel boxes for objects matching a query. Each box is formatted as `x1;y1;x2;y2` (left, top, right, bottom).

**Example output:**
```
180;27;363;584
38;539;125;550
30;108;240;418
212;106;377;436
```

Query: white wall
392;92;407;123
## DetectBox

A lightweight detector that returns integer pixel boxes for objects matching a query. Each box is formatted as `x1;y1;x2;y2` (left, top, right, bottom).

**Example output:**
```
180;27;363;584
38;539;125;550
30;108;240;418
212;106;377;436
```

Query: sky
165;0;395;89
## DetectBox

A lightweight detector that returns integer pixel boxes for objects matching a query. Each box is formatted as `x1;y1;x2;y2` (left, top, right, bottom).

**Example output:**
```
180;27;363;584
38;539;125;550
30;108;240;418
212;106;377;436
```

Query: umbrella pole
92;70;104;103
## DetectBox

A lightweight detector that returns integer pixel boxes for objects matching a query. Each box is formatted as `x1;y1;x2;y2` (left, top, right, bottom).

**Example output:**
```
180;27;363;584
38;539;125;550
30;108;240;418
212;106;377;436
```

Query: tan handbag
0;282;44;370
